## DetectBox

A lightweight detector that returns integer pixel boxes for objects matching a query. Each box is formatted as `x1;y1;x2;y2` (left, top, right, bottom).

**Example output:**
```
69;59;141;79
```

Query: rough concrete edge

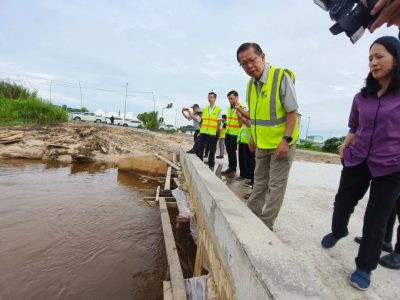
180;148;334;300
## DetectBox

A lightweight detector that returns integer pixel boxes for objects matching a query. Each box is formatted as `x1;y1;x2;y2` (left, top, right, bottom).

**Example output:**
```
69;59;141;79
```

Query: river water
0;159;167;300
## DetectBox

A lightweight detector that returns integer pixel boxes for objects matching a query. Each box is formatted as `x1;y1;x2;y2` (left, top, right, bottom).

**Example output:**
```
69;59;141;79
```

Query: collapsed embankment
0;122;191;164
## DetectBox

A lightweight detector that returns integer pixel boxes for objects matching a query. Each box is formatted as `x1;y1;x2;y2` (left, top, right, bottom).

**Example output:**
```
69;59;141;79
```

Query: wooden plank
172;152;177;164
153;152;181;171
164;167;172;191
163;281;173;300
159;197;187;300
138;200;177;208
156;186;160;202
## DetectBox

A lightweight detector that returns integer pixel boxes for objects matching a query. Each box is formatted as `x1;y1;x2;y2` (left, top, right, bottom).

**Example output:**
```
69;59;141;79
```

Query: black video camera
314;0;380;43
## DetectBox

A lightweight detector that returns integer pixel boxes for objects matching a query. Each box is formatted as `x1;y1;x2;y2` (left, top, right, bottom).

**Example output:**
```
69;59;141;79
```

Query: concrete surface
180;149;334;300
224;160;400;300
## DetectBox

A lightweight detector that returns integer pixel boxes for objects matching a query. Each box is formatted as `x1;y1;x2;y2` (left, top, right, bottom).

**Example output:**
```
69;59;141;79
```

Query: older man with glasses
235;42;299;231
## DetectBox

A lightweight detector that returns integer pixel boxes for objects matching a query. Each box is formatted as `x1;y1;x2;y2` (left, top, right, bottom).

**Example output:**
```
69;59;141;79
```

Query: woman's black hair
361;36;400;97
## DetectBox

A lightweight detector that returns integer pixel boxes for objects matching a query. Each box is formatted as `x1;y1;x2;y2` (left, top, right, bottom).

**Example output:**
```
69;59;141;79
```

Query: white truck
70;112;105;123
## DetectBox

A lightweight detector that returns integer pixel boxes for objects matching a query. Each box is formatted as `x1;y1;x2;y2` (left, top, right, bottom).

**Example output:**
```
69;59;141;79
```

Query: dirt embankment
0;123;191;164
0;123;340;165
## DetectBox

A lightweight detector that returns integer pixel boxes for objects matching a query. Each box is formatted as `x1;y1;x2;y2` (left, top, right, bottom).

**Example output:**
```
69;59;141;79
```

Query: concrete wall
180;149;333;300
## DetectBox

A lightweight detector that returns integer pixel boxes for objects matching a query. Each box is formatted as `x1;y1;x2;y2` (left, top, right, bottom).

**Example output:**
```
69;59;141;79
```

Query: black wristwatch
283;135;293;143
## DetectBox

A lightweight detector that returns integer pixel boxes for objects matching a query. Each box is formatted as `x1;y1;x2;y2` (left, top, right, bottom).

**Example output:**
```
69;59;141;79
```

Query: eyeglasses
240;56;260;68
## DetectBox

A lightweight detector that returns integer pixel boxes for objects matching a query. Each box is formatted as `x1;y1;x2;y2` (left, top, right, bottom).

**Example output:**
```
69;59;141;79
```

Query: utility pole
174;108;178;127
124;82;128;121
49;80;52;103
152;92;156;112
305;116;311;140
78;81;83;113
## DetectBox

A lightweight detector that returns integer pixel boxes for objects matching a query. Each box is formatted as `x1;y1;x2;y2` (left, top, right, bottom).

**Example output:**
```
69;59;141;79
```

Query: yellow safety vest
237;124;251;144
246;66;299;149
200;105;221;136
226;104;246;136
220;121;226;139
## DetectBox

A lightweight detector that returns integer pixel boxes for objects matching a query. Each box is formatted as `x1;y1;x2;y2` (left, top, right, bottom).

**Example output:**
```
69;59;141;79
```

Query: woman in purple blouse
321;36;400;290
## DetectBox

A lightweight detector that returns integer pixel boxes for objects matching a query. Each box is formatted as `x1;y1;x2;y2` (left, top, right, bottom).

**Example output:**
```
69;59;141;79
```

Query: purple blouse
343;90;400;177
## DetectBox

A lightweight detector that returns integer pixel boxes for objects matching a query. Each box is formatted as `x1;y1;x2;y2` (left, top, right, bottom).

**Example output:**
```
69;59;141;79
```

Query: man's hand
275;140;289;160
232;98;240;109
248;137;256;152
370;0;400;32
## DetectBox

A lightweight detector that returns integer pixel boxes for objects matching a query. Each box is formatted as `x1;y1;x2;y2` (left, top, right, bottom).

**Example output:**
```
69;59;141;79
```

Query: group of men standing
183;42;299;231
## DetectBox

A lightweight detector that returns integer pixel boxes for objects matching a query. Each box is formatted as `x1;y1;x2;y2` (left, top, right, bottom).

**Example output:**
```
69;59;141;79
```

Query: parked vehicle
117;119;143;128
159;124;176;130
70;112;105;123
104;116;123;125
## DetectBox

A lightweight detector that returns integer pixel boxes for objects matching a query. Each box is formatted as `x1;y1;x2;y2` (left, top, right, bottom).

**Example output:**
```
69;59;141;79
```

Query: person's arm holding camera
370;0;400;32
181;108;191;121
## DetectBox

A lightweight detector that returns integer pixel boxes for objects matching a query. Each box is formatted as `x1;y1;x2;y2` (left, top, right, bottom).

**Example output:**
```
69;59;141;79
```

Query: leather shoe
216;155;224;159
186;149;195;154
379;252;400;270
354;236;393;253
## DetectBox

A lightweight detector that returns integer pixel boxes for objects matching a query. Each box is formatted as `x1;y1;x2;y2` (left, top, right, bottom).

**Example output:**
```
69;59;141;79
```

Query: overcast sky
1;0;398;138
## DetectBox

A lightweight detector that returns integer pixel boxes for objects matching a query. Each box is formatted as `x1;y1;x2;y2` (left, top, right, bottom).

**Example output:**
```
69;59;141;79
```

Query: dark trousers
331;161;400;271
193;130;200;144
197;133;217;168
385;209;397;244
238;143;255;182
225;134;238;171
192;130;200;152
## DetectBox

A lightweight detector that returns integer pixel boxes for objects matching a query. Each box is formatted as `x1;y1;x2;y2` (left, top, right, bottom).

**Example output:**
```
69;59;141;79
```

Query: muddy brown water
0;159;168;300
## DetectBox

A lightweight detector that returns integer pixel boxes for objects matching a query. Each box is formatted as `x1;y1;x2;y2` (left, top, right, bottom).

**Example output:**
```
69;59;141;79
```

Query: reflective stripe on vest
237;124;251;144
246;66;299;149
200;105;221;136
226;104;246;136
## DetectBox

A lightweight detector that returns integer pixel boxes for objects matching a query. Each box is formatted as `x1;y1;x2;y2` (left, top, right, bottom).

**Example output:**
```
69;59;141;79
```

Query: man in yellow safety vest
197;91;222;171
221;91;247;177
236;42;299;230
216;115;227;159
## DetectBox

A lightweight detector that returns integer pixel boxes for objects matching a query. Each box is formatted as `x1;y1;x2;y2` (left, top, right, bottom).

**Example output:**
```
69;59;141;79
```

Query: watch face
284;136;293;143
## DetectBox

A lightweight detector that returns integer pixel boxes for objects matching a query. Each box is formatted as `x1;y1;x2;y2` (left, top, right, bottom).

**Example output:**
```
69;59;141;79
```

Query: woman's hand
338;144;348;159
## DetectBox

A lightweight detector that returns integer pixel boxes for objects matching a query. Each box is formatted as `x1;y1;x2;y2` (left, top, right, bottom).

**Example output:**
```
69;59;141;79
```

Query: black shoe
186;149;195;154
209;165;215;172
216;155;223;159
379;252;400;269
354;236;394;253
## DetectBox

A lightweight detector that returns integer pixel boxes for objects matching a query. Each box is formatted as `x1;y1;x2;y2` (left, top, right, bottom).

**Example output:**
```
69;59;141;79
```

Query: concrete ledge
180;149;333;299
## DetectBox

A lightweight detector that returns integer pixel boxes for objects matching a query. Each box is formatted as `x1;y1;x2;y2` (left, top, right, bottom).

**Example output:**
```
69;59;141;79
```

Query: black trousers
193;129;200;144
331;161;400;271
225;134;238;171
238;143;255;182
385;209;397;244
197;133;217;168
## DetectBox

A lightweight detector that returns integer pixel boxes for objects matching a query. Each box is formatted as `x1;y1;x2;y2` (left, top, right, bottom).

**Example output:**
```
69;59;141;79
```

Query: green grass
297;143;323;152
0;81;68;126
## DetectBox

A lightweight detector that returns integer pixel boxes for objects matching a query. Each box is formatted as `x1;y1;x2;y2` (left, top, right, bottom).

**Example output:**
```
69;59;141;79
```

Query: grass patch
0;81;68;126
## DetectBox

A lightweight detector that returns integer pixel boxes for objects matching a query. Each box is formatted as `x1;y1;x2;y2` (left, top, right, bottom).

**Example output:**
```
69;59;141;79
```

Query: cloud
1;0;399;134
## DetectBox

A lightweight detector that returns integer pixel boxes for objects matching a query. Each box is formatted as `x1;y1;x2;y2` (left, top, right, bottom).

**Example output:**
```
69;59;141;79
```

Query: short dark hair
222;114;227;119
236;43;263;63
208;91;217;98
361;36;400;97
227;90;238;97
